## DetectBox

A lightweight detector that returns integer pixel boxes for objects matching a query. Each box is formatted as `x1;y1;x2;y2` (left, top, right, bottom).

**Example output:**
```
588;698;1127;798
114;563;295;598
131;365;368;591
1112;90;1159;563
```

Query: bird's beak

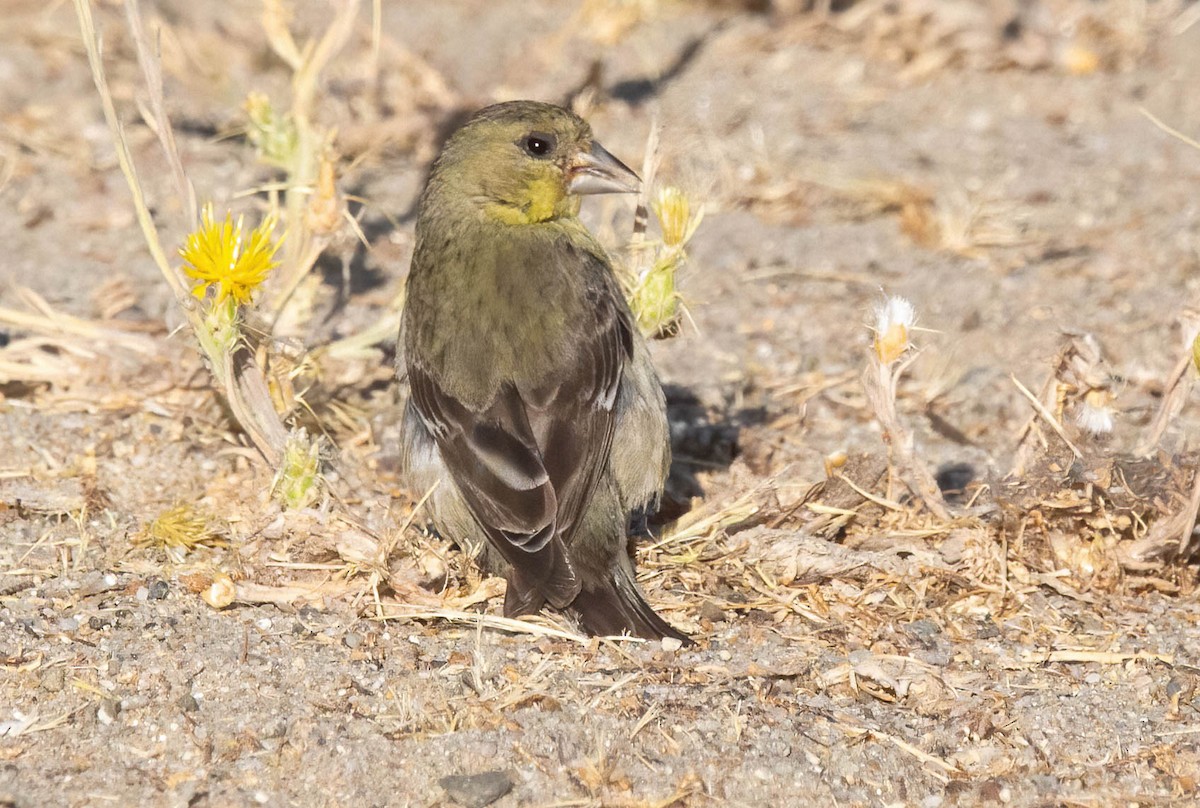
567;141;642;195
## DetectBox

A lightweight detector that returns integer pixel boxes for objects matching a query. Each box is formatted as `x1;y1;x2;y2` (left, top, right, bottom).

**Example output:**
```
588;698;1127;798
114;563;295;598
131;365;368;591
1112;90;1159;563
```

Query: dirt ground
4;1;1200;806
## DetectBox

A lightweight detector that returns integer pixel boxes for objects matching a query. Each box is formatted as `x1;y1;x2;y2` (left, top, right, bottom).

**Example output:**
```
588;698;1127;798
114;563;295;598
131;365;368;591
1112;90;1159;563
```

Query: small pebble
699;600;726;624
256;617;273;631
135;586;150;602
80;572;120;597
40;667;66;692
57;617;79;633
660;637;683;652
343;632;362;649
147;579;169;600
89;615;114;631
97;698;121;726
1084;672;1101;684
178;693;199;712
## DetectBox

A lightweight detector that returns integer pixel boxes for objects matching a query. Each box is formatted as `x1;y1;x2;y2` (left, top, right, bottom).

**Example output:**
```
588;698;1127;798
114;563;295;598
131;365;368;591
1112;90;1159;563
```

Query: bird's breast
408;219;600;408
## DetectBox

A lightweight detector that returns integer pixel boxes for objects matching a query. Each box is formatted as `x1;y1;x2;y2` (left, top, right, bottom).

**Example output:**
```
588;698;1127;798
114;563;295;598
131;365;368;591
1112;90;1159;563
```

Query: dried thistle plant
861;295;950;520
1010;331;1114;476
71;0;352;501
1138;310;1200;456
621;123;702;339
136;503;225;561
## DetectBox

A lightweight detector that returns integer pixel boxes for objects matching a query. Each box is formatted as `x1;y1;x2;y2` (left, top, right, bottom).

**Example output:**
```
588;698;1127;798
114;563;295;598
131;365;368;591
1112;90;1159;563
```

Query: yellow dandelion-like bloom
180;203;281;305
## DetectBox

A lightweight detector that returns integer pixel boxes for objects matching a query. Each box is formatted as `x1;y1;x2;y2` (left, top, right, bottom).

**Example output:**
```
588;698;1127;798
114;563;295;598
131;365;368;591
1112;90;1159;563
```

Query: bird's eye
521;132;556;158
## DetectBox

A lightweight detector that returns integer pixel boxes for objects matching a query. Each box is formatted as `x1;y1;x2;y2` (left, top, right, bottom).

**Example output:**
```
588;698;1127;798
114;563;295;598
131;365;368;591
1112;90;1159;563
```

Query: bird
398;100;688;642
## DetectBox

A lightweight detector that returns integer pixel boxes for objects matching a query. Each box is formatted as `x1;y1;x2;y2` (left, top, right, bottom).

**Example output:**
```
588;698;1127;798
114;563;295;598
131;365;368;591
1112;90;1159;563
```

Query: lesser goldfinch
399;101;687;642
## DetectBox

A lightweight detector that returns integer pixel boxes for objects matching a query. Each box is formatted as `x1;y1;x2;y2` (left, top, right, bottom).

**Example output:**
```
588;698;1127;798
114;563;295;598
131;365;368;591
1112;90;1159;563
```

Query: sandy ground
3;1;1200;806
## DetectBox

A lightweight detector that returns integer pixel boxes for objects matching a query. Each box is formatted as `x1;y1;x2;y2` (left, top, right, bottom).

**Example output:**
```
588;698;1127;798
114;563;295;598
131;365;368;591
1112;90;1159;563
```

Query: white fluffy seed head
1076;389;1115;436
872;295;917;364
874;296;916;335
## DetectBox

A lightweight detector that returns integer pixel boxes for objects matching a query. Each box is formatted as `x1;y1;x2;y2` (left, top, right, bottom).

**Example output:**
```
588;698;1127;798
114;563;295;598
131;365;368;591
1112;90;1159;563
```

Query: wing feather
405;243;633;610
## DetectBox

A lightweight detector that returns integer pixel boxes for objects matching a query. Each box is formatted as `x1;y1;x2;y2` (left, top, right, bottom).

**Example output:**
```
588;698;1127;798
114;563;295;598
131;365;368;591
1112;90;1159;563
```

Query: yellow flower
180;203;281;305
652;185;702;248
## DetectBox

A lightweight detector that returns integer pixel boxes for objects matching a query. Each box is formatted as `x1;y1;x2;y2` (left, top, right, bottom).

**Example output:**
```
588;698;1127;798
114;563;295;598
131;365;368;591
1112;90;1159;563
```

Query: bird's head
426;101;642;226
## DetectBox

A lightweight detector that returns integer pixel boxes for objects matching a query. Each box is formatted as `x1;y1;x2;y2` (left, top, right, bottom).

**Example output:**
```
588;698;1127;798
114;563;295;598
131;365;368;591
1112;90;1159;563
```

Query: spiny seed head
272;429;323;509
630;255;681;338
137;504;224;559
872;296;916;364
244;92;298;168
180;202;281;306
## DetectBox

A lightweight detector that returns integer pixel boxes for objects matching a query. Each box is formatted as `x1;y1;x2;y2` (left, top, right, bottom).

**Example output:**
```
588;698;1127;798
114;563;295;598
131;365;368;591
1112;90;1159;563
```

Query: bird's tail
570;563;691;644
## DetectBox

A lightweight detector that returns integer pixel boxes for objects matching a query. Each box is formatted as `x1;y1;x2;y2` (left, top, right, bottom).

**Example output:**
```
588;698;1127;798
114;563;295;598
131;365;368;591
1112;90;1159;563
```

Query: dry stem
862;353;950;520
124;0;197;225
263;0;360;323
73;0;189;305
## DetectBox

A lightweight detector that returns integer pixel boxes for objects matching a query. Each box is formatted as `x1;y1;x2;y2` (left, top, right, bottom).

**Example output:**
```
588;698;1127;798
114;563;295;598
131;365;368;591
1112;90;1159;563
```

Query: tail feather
502;573;546;618
571;569;691;644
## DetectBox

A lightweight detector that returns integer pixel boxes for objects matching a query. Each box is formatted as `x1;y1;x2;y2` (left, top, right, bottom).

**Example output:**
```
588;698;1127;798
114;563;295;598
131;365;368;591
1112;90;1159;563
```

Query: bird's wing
406;259;633;612
408;362;579;607
524;278;633;547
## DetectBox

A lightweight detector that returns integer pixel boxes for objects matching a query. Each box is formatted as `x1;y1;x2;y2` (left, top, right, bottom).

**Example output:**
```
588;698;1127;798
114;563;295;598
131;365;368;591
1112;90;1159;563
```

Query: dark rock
903;619;941;649
438;770;514;808
699;600;727;623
